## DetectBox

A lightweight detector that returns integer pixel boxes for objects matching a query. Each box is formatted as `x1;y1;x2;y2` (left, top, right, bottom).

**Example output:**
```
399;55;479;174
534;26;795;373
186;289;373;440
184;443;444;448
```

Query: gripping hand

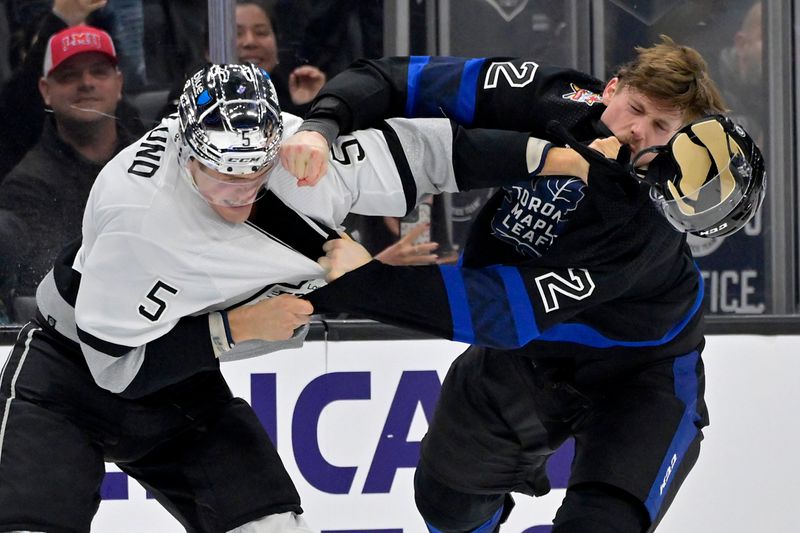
545;120;639;197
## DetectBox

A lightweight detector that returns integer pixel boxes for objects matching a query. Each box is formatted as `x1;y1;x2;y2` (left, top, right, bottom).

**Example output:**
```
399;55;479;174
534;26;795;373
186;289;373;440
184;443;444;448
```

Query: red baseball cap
43;24;117;77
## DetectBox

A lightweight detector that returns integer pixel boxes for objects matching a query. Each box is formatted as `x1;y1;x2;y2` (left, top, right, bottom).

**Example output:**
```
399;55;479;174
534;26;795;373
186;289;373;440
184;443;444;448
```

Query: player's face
189;159;271;223
39;53;122;125
236;4;279;73
600;78;685;165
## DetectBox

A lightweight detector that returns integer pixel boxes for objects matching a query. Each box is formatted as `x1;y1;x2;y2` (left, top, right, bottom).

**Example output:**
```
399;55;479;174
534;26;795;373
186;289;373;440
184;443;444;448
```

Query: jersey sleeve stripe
461;267;524;348
454;58;484;125
247;190;338;259
77;326;135;358
52;239;84;306
438;265;476;345
405;56;430;117
494;266;540;346
408;57;485;125
376;122;418;215
440;265;538;349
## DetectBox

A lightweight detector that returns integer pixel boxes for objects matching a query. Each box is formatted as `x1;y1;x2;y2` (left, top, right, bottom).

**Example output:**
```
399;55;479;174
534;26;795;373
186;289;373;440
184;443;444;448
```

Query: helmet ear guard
631;114;765;238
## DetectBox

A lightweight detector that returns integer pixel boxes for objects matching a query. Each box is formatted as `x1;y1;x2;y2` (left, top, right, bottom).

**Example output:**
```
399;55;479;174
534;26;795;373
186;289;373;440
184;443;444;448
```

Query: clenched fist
227;294;313;342
280;130;329;187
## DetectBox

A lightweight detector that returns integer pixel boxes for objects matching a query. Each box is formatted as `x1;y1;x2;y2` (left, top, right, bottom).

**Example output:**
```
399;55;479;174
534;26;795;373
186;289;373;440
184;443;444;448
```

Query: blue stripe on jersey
463;268;515;347
425;521;443;533
439;265;475;344
405;56;430;118
535;268;705;348
473;505;505;532
644;351;701;520
440;266;537;349
424;504;504;533
454;58;484;125
405;57;487;125
495;266;539;346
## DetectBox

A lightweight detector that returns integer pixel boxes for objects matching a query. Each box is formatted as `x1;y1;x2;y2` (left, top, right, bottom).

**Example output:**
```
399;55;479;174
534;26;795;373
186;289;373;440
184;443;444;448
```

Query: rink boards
0;335;797;533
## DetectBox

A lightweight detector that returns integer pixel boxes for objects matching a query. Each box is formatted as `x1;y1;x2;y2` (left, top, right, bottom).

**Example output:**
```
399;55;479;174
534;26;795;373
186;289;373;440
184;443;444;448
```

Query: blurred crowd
0;0;770;323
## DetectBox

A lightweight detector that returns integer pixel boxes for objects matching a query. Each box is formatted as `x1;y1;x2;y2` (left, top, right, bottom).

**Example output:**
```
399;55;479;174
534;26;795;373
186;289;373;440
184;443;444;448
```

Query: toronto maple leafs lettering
491;177;586;256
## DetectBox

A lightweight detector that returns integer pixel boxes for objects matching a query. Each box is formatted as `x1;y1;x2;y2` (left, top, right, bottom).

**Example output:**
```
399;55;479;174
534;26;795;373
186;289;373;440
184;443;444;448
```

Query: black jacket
0;117;137;298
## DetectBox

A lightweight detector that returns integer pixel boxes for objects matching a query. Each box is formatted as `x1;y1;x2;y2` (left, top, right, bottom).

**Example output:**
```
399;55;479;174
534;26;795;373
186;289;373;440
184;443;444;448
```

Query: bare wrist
225;306;250;344
52;7;86;26
573;151;590;182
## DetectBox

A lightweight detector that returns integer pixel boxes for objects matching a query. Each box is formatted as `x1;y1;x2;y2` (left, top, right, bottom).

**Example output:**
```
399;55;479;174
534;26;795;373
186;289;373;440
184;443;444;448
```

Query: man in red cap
0;23;137;321
39;24;122;142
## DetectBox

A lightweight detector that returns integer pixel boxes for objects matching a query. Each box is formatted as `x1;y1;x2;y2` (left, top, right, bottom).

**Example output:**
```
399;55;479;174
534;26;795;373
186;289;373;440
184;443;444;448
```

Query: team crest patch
491;177;586;257
562;83;603;106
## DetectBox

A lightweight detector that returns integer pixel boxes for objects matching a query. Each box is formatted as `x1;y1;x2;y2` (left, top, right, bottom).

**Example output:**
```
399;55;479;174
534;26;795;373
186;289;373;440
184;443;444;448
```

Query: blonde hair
615;35;728;121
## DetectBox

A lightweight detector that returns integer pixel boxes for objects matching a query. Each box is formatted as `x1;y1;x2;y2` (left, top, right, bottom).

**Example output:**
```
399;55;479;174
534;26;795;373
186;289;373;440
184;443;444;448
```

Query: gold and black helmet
631;115;766;238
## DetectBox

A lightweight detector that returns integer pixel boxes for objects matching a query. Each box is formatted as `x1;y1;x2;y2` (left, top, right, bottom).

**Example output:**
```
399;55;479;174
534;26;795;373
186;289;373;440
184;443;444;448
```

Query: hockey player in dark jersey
287;37;766;532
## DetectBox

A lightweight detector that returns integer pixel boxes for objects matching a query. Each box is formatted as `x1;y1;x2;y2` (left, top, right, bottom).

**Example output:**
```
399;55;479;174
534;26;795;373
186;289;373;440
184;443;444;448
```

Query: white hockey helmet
177;63;283;176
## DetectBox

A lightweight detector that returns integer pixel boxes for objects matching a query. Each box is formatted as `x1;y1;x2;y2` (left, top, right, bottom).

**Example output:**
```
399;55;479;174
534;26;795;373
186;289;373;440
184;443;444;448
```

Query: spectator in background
0;24;138;321
683;0;768;317
718;1;764;145
236;0;326;117
156;0;325;121
0;0;144;181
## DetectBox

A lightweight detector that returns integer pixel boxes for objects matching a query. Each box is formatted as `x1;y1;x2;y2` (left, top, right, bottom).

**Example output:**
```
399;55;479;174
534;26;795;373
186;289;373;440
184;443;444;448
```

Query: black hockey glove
545;120;639;198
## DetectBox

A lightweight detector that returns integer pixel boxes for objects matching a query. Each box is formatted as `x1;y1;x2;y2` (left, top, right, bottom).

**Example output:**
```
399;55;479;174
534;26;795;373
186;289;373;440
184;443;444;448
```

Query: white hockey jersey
36;112;541;397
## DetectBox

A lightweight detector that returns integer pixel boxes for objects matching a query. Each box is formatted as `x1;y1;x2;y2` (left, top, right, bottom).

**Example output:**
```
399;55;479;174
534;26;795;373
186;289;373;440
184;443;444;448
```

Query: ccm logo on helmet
227;156;261;163
698;222;728;236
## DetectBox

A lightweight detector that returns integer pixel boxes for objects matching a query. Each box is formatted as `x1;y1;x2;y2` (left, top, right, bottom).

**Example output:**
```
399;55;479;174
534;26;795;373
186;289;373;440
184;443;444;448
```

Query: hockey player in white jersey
0;63;617;532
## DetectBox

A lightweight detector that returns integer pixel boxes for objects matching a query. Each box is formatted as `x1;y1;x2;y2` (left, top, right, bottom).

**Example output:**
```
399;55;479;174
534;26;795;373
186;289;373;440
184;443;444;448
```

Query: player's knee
552;482;650;533
414;467;506;532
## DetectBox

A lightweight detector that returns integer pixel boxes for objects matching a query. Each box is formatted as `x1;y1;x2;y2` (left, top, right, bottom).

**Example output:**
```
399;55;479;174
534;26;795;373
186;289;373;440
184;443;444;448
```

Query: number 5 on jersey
138;280;179;321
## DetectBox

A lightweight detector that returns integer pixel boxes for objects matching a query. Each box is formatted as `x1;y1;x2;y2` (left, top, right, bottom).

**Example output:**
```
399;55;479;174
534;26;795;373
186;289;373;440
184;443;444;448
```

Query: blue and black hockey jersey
305;56;705;364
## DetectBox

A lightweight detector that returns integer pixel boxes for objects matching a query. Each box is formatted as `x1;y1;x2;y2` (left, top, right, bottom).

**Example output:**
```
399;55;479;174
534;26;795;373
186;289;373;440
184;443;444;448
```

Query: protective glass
186;158;272;207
